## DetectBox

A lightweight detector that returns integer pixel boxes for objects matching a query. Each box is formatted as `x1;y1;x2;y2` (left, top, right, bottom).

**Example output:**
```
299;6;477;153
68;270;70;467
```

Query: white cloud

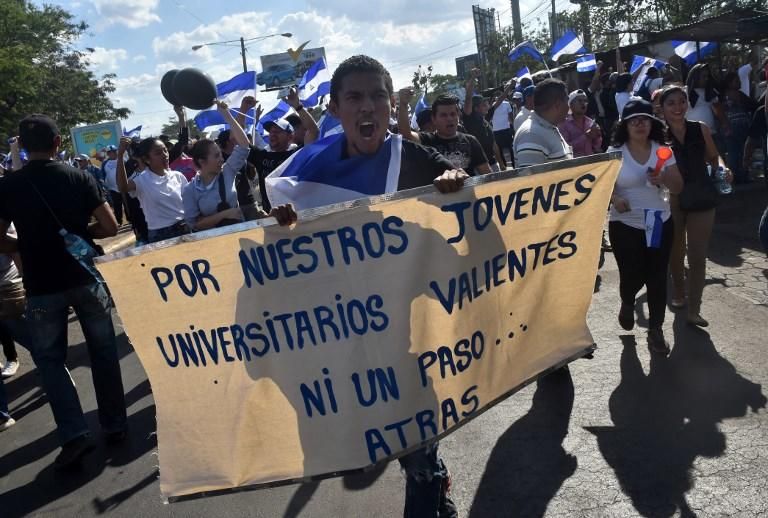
132;55;147;63
86;47;128;71
92;0;161;29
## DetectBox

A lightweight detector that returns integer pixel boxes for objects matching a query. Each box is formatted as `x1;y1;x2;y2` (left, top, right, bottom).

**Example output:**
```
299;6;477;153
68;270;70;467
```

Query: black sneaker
648;328;670;355
104;429;128;444
54;435;95;470
618;303;634;331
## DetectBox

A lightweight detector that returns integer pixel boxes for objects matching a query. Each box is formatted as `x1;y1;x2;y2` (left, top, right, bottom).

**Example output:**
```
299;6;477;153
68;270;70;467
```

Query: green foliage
161;116;200;138
0;0;129;150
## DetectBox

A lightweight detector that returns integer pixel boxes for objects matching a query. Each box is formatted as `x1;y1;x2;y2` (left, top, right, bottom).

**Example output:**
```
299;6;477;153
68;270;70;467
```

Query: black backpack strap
217;172;227;205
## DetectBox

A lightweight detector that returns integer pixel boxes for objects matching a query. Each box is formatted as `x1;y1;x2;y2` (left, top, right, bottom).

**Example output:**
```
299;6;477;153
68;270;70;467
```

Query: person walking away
0;224;23;378
101;145;125;225
0;114;127;468
116;137;189;243
513;78;573;168
559;89;602;158
720;72;758;184
607;100;683;354
662;85;733;327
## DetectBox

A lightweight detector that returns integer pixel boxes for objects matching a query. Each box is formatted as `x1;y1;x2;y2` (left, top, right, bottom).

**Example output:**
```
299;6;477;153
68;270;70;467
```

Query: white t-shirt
491;101;513;131
738;63;752;97
686;88;718;134
103;159;118;192
513;106;532;132
132;169;187;230
608;142;675;230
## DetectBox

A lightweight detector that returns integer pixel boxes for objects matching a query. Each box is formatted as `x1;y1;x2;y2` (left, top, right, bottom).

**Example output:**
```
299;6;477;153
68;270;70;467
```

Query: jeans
147;221;190;244
669;195;716;315
398;443;456;518
0;378;9;422
609;219;674;329
26;283;126;445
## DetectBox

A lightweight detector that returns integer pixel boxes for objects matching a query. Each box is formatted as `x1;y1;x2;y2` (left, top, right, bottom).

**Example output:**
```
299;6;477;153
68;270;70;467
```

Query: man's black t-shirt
461;112;497;166
247;147;297;212
418;131;488;176
0;160;105;296
748;105;767;140
397;140;456;190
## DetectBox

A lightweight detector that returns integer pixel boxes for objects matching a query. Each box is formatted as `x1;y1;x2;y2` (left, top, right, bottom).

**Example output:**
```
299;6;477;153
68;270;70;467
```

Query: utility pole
511;0;523;43
551;0;558;45
240;37;247;73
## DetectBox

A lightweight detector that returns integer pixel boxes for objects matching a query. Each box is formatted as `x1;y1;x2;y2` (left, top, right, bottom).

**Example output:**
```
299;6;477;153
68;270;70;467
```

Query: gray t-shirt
182;145;249;230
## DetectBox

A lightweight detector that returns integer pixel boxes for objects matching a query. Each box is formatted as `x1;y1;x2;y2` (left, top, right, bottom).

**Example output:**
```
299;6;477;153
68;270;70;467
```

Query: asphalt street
1;185;766;518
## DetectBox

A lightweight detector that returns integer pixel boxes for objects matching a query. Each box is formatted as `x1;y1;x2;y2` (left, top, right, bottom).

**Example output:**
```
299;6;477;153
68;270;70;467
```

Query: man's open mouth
359;122;375;138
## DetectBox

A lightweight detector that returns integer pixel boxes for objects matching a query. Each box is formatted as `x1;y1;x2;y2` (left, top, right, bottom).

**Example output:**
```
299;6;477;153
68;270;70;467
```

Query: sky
40;0;573;135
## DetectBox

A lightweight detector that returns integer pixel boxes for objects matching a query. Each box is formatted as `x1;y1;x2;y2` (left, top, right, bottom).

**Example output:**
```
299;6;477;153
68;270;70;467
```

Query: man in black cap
0;114;127;469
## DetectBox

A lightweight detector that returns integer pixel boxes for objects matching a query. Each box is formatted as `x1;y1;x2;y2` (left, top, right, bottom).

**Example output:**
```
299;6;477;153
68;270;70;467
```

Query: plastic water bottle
59;229;104;283
659;185;670;203
715;165;732;195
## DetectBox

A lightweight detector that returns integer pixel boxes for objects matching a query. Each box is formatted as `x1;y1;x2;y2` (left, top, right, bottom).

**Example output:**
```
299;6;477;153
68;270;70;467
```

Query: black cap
19;114;59;152
620;99;662;122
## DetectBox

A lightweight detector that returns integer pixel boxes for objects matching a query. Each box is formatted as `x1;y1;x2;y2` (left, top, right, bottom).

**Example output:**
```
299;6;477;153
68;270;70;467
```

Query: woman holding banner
661;85;732;327
607;99;683;354
116;136;189;243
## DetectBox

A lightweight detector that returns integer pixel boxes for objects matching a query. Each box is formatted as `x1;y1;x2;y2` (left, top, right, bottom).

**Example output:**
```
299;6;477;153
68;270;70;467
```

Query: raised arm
285;87;320;145
169;105;188;163
397;88;421;143
217;101;249;148
116;136;137;193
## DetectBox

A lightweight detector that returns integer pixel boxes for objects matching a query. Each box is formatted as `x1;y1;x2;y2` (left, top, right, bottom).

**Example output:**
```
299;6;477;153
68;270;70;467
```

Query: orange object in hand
653;147;673;175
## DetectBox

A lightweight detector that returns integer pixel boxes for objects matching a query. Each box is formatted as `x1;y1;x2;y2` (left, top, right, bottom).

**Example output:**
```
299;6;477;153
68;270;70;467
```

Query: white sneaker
1;360;19;378
0;417;16;431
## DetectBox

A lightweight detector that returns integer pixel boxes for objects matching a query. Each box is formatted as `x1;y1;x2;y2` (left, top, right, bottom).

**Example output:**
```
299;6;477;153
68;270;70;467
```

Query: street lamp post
192;33;293;73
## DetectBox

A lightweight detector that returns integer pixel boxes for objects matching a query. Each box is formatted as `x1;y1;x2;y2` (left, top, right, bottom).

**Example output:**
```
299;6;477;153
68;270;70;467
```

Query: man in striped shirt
513;78;573;168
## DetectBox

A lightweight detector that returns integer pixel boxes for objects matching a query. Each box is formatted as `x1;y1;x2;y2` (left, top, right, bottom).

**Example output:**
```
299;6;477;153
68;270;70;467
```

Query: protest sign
97;155;620;501
70;120;122;158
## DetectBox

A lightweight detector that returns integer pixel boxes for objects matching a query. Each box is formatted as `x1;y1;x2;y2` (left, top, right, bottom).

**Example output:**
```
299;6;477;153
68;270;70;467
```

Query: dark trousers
108;190;125;224
126;196;148;243
494;129;514;167
609;218;674;329
0;324;17;362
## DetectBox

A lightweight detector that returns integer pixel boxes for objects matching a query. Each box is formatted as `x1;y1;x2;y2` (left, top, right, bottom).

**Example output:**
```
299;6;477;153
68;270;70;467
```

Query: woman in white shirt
608;99;683;354
685;63;721;136
116;135;189;243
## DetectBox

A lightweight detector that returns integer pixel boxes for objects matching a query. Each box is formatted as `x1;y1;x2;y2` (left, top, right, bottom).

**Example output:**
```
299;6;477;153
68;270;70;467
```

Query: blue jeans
398;443;456;517
26;283;127;445
0;378;9;422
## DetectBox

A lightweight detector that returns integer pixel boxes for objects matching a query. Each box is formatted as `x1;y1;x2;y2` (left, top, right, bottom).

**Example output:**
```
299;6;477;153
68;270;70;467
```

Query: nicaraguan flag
629;55;666;74
576;54;598;72
123;125;142;138
515;66;532;81
255;100;293;135
672;41;717;66
317;112;343;139
265;133;402;210
508;41;544;63
194;71;257;131
298;58;331;108
550;31;587;61
410;93;429;130
644;209;666;248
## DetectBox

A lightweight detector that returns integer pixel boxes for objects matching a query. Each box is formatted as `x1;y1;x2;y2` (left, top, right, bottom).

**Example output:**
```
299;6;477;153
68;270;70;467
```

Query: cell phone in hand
277;87;292;98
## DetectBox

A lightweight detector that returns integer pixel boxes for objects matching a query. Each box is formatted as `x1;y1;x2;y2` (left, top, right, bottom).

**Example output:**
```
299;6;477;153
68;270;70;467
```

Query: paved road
1;187;766;517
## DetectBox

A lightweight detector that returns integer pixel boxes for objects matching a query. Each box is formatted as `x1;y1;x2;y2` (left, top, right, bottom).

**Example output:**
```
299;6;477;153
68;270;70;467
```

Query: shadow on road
468;366;576;518
587;316;766;517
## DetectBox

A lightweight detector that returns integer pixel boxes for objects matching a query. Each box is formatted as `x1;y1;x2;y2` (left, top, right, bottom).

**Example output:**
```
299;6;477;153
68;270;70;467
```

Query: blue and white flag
672;41;717;66
644;209;666;248
508;41;545;63
550;31;587;62
265;133;402;210
194;71;257;132
410;92;429;130
255;100;293;135
515;66;532;81
298;58;331;108
629;55;666;74
317;112;343;139
576;54;598;72
123;125;142;138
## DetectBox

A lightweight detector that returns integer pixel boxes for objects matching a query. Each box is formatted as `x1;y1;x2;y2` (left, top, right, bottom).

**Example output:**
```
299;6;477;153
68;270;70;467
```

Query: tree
0;0;129;150
161;116;200;138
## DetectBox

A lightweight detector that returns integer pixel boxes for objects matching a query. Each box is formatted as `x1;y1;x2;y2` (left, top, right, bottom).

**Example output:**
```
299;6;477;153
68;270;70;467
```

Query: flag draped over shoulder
265;133;402;210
